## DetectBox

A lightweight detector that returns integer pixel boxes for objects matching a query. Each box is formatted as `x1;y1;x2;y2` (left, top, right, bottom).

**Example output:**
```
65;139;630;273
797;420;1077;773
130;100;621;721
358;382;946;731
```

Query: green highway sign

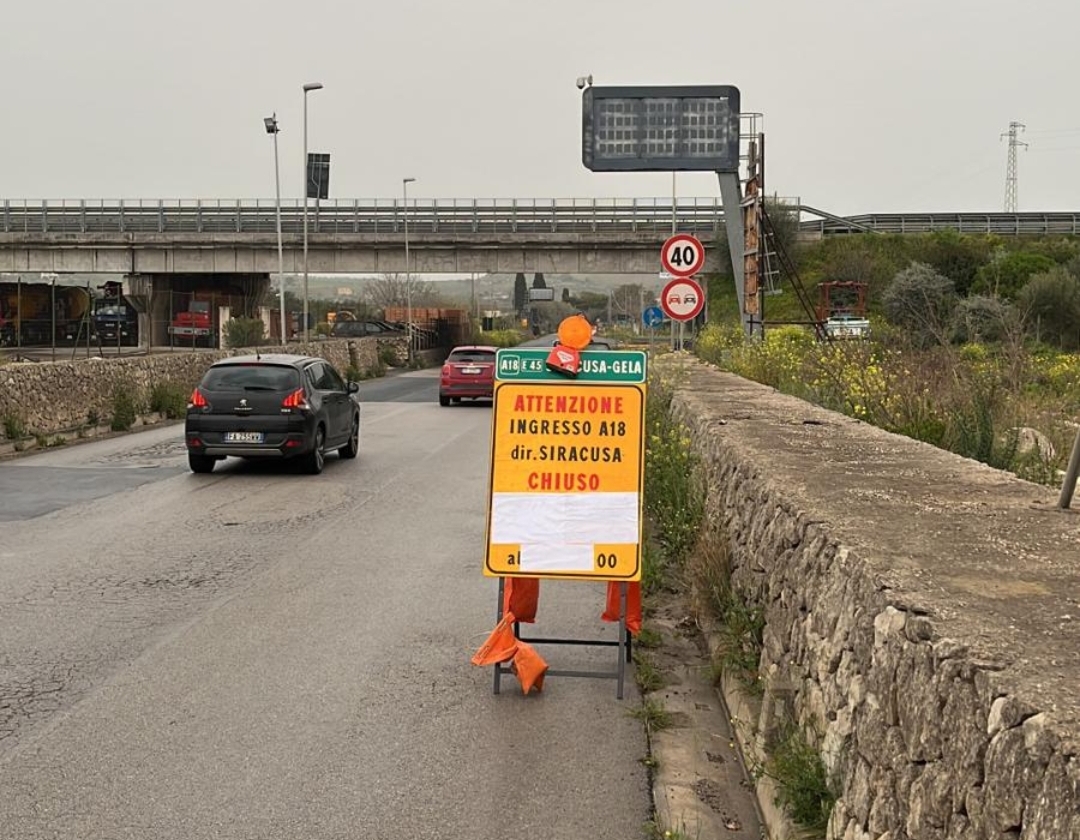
496;348;648;384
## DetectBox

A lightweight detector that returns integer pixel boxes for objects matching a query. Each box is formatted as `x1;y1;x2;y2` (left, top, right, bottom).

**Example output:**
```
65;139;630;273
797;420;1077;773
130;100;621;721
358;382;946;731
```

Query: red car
439;345;497;406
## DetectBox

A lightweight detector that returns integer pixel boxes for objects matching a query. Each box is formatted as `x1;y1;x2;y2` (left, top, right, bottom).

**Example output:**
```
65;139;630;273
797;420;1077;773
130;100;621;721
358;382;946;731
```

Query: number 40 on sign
660;233;705;278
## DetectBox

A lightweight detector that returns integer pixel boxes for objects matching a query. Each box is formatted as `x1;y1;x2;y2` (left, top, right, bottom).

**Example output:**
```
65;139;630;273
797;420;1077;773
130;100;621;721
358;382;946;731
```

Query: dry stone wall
0;338;379;439
668;359;1080;840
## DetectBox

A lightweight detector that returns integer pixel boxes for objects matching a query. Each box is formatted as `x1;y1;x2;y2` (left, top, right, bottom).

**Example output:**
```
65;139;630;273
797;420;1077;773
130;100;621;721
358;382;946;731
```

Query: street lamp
402;176;416;364
264;113;286;345
301;81;324;343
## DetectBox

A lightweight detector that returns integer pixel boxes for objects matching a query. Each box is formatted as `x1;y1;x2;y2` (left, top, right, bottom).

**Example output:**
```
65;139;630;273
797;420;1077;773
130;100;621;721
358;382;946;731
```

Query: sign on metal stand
484;347;647;698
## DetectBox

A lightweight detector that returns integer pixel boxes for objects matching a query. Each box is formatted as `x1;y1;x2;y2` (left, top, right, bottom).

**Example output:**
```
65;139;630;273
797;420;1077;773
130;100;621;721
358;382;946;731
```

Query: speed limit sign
660;233;705;278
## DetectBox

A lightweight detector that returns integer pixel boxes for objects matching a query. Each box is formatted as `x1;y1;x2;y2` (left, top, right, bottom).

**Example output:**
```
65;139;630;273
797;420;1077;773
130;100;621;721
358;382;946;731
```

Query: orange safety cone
503;578;540;623
471;611;520;666
601;581;642;635
510;640;549;694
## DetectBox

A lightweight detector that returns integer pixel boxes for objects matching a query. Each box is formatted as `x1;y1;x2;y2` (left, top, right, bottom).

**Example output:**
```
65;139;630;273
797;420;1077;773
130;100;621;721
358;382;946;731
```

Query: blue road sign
642;305;665;328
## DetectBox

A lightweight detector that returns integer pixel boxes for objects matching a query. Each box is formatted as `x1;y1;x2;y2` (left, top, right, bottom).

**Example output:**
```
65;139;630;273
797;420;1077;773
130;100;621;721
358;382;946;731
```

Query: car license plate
224;431;264;443
461;366;481;375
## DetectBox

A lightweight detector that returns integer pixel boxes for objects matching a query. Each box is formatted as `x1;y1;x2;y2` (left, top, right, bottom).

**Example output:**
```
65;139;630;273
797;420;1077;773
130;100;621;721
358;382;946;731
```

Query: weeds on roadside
759;725;836;839
686;532;764;693
110;384;139;431
634;654;665;694
644;372;705;564
149;381;189;419
2;413;26;441
629;697;673;732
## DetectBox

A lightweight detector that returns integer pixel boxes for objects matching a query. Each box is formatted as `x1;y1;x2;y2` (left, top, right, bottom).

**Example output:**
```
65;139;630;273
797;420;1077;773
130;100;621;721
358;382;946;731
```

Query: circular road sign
642;305;665;328
660;277;705;322
660;233;705;278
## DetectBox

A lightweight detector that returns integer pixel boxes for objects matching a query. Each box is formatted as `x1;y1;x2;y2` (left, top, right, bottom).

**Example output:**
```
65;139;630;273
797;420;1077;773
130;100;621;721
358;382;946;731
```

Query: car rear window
448;349;496;364
201;364;300;391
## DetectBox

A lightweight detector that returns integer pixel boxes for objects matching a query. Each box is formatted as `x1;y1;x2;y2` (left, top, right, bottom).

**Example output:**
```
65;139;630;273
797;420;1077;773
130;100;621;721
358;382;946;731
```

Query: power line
1001;121;1028;212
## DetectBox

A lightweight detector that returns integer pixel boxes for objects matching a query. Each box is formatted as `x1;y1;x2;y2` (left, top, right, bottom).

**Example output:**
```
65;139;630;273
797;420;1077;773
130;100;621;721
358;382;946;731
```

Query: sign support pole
718;171;754;337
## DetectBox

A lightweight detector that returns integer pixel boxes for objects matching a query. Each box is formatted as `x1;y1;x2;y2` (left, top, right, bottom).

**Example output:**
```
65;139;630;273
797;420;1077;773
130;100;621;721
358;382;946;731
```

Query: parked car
439;345;497;406
330;320;404;338
184;354;360;474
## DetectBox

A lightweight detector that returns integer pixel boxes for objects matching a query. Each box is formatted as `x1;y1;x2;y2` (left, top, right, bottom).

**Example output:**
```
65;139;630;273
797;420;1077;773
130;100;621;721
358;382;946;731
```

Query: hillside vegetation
698;229;1080;487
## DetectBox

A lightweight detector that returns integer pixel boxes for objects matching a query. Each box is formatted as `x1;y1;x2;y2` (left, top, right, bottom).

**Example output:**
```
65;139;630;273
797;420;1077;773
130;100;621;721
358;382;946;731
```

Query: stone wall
668;359;1079;840
0;338;380;439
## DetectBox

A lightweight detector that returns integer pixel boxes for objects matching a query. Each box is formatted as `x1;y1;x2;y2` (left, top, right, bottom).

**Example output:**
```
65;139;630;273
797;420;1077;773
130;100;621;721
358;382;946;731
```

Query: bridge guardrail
0;198;728;238
799;211;1080;236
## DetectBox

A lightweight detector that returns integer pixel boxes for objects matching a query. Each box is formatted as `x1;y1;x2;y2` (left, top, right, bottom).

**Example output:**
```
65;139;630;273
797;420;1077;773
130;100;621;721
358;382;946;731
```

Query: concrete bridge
3;199;1079;276
0;198;728;276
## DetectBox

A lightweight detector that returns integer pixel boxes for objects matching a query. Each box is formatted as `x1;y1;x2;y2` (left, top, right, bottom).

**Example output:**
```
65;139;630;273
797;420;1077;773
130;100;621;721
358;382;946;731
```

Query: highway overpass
3;199;1079;276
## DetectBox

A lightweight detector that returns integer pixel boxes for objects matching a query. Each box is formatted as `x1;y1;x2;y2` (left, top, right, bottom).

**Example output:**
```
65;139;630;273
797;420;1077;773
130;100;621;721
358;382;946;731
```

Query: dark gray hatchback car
184;354;360;475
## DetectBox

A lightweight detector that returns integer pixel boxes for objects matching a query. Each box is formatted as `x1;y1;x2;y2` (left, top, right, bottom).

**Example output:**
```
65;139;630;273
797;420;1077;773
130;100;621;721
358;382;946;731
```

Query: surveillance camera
576;77;587;90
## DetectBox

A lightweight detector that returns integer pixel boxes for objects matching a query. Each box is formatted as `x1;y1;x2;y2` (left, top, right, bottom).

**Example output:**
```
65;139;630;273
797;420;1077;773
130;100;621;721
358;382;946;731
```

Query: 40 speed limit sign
660;233;705;278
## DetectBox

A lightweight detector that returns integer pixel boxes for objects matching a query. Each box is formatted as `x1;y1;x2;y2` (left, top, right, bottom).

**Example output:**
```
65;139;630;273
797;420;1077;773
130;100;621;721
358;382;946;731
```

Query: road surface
0;368;648;839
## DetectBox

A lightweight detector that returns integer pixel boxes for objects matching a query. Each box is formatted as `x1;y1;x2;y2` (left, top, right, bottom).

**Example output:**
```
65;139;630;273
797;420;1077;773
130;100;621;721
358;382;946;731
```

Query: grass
634;654;665;693
629;697;673;732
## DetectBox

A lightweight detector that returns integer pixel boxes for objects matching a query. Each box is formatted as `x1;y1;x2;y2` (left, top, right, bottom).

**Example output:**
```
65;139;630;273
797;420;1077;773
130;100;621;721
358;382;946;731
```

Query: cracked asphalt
0;369;650;840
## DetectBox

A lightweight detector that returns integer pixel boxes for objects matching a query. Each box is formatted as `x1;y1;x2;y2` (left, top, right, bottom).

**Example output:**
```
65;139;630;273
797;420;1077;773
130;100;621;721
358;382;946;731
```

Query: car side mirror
348;381;360;394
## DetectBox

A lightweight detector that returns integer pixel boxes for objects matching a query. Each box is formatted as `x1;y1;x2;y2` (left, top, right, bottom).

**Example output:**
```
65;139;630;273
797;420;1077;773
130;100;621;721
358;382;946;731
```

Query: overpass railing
0;198;726;238
799;211;1080;236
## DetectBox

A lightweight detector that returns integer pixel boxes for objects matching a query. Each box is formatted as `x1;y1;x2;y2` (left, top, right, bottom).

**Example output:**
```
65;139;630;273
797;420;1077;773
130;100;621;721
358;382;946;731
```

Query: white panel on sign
490;492;640;545
520;544;594;573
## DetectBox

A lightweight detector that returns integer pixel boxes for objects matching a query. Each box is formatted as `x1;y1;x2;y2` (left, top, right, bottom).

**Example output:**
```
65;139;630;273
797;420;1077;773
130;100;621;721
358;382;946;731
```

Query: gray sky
4;0;1079;214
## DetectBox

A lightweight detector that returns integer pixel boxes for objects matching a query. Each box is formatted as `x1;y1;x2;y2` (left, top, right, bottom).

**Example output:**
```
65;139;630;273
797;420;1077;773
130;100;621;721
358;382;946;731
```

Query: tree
1017;267;1080;350
364;273;437;309
513;273;528;313
532;273;547;289
561;287;571;303
609;284;647;321
882;262;957;348
951;294;1014;344
912;229;991;297
971;251;1055;300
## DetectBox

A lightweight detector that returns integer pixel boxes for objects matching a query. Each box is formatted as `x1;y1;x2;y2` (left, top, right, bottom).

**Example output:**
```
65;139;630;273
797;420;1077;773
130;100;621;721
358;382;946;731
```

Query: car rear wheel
338;415;360;459
188;453;216;474
439;394;450;407
303;426;326;474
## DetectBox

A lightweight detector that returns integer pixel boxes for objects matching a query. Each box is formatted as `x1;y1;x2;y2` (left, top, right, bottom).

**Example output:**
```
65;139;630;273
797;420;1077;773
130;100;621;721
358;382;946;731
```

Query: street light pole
403;176;416;364
301;82;323;343
264;113;286;345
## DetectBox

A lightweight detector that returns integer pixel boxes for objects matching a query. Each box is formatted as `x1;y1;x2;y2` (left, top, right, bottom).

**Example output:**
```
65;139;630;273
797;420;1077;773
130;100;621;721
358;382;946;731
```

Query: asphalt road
0;368;648;839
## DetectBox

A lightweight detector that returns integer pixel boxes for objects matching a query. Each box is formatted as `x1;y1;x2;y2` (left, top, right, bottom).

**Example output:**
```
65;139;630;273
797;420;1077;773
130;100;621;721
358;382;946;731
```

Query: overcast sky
3;0;1078;215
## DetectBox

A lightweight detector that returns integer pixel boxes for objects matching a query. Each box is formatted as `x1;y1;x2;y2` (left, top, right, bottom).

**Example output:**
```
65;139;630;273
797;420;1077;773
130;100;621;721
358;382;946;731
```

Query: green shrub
477;329;526;348
225;317;266;348
378;344;399;367
110;386;139;431
2;413;26;441
764;726;836;837
149;381;190;419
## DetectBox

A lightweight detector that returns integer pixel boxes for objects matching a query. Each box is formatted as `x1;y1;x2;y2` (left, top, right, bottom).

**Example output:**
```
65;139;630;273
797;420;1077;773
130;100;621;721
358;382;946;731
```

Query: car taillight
441;364;451;376
188;388;208;409
282;388;310;409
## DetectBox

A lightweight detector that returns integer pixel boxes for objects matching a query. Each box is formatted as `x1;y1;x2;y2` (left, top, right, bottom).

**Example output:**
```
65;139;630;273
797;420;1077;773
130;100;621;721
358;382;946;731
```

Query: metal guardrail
0;198;726;237
799;212;1080;236
5;201;1075;239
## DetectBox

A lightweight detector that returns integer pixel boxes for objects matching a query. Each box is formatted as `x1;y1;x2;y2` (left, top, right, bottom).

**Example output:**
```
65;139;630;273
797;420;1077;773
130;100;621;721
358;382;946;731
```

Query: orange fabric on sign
471;612;519;666
601;581;642;635
510;641;549;694
503;578;540;623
